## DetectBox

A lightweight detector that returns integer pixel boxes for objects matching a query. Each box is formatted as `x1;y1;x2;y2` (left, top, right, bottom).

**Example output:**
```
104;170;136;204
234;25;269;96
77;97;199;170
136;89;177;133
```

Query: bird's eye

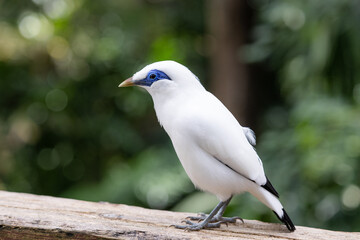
149;73;156;80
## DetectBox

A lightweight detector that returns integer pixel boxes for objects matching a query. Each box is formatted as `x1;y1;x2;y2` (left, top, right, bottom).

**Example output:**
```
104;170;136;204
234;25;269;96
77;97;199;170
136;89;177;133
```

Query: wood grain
0;191;358;239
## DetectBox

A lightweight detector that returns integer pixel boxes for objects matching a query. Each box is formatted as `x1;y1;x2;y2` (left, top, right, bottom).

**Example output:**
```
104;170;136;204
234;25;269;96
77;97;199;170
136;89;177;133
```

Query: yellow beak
118;77;134;87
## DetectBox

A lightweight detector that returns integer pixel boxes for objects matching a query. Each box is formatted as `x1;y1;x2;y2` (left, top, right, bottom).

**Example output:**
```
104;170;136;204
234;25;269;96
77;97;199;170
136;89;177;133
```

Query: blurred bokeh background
1;0;360;232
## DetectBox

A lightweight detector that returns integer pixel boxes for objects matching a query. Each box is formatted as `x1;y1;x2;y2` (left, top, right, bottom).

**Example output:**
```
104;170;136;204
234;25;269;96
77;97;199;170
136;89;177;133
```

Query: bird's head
119;60;203;95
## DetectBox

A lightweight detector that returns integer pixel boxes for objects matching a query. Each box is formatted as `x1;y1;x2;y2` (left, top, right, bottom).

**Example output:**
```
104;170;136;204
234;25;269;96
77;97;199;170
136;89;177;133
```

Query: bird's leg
187;196;243;224
173;200;226;230
212;196;244;223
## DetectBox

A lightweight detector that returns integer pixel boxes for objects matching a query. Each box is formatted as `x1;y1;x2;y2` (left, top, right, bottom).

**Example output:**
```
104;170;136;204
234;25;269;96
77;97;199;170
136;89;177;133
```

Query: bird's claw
185;214;244;224
186;213;206;220
173;214;244;231
220;216;244;224
172;220;223;231
186;216;204;222
235;216;244;224
185;213;207;221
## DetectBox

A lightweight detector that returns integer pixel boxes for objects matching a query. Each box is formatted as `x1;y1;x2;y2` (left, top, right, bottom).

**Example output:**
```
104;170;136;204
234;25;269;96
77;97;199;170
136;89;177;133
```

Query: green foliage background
0;0;359;232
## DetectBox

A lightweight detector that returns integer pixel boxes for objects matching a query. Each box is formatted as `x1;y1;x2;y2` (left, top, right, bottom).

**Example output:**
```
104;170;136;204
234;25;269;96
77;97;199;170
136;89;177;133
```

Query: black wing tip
273;208;296;232
261;177;279;198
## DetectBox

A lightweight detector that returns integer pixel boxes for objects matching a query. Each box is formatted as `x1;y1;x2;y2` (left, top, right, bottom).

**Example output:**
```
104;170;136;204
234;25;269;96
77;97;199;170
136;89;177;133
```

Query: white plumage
119;60;295;232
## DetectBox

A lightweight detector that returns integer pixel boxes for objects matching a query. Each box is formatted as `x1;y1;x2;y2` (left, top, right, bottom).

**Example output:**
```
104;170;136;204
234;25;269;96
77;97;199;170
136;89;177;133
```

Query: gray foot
187;213;244;224
172;220;222;231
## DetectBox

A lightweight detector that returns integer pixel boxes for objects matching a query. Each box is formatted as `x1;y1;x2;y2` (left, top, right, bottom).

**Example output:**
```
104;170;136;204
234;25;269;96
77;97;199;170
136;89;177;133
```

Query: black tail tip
262;177;280;198
273;209;296;232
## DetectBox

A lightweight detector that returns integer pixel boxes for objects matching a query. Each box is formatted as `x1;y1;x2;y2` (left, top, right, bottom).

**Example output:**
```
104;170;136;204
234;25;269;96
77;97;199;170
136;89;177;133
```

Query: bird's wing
181;93;266;185
243;127;256;146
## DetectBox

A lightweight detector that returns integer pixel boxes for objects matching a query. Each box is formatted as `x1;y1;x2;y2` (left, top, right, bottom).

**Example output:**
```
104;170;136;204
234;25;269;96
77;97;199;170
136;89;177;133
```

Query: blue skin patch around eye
135;69;171;87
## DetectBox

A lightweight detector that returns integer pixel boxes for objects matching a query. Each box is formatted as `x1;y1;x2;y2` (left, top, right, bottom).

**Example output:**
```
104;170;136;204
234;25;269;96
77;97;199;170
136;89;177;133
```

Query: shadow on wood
0;191;359;239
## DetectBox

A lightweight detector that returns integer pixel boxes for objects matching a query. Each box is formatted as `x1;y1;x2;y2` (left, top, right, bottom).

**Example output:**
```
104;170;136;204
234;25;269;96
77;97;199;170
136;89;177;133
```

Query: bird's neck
151;91;181;128
151;87;204;132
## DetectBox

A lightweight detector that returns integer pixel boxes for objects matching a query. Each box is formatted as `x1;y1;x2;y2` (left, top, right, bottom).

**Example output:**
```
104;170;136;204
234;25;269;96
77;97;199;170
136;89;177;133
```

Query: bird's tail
249;185;296;232
273;208;296;232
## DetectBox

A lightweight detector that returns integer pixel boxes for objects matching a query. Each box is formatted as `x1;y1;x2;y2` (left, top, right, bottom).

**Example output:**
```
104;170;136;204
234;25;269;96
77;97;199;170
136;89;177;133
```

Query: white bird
119;60;295;232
